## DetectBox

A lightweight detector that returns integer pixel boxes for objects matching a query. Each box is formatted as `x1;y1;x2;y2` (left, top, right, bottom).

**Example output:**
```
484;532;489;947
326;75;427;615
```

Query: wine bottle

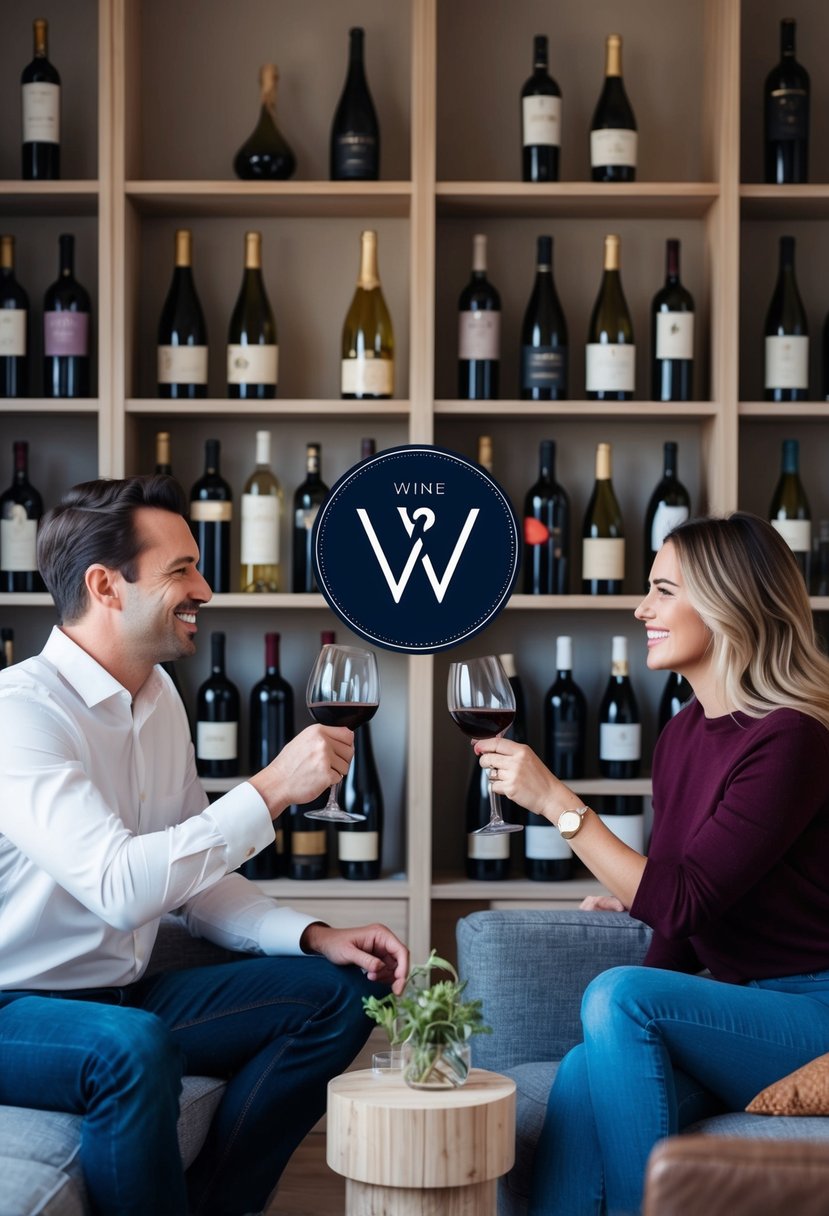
240;429;283;593
0;235;29;398
341;229;394;399
339;719;383;879
330;27;379;181
586;234;635;401
157;229;208;399
582;442;625;594
155;431;173;476
651;239;694;402
811;519;829;596
233;64;296;180
361;437;376;460
195;631;240;779
457;234;500;400
43;234;91;399
769;437;811;584
292;442;329;593
764;18;809;185
522;439;570;594
764;235;808;402
643;441;691;585
657;670;693;734
0;440;45;593
521;34;561;183
189;438;232;594
528;635;587;881
520;234;568;400
598;636;644;851
465;760;510;880
227;231;278;400
244;631;295;880
477;434;493;474
590;34;637;182
287;807;328;879
21;18;60;180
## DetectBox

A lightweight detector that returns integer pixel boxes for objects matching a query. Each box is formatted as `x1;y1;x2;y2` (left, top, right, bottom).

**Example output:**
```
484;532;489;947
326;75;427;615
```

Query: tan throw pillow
746;1052;829;1115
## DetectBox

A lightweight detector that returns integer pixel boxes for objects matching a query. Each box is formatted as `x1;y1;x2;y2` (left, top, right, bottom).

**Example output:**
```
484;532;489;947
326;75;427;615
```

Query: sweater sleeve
630;712;829;940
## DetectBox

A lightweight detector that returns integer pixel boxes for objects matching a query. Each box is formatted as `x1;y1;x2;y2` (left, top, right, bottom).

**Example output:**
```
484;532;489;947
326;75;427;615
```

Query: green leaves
362;948;491;1047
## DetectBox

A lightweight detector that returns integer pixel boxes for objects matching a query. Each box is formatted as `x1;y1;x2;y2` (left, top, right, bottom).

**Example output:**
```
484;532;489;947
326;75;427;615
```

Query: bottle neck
595;444;612;481
156;433;172;470
605;35;622;78
539;441;555;479
471;234;487;276
0;237;13;273
204;441;220;475
778;237;796;276
603;235;621;273
665;239;680;282
306;446;321;476
781;440;799;475
555;636;573;672
259;65;278;117
174;229;192;269
58;236;75;278
264;632;280;672
663;442;678;479
349;28;366;67
211;634;226;675
533;35;548;71
33;19;48;57
254;431;271;467
357;232;380;289
244;232;263;271
780;19;796;57
477;436;493;471
13;443;29;479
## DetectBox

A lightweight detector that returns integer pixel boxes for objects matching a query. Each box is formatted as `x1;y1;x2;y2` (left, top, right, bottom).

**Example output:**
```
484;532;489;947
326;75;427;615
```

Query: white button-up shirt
0;627;317;990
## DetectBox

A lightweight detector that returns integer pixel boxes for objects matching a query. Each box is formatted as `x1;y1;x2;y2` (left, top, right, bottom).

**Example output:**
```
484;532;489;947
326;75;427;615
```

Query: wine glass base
474;822;524;835
304;809;367;822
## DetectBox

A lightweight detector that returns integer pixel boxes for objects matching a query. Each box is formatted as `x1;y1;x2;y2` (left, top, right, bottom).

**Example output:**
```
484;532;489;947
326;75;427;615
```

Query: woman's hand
580;895;627;912
473;736;580;822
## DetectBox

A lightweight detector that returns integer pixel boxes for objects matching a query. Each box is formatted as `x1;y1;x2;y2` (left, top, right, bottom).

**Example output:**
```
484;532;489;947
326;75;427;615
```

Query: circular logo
313;445;521;654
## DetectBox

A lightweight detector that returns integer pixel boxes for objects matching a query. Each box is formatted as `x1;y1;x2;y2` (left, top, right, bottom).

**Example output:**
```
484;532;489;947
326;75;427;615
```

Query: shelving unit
1;0;828;965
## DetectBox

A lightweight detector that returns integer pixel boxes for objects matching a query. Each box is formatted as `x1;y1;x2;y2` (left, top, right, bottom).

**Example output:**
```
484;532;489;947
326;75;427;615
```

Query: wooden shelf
0;398;99;413
432;874;605;901
740;185;829;220
435;182;720;219
230;876;409;899
0;181;100;216
435;400;720;419
507;595;644;611
739;402;829;418
124;181;413;218
126;398;410;420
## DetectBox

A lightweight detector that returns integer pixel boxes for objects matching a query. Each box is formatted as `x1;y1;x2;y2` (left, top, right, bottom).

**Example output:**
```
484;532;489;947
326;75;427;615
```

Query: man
0;475;408;1216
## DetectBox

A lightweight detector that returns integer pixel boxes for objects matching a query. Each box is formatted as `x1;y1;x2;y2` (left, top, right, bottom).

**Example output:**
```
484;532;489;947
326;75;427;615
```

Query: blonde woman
478;513;829;1216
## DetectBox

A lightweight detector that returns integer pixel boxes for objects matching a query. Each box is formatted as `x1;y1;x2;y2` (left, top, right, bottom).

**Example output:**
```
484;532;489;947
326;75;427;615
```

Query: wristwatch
556;805;589;840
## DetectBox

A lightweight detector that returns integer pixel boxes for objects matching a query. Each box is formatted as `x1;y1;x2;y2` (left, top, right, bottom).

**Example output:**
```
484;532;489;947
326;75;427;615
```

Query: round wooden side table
326;1066;516;1215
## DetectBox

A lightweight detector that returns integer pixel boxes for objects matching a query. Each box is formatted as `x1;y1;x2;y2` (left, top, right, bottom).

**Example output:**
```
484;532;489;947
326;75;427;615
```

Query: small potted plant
362;949;491;1089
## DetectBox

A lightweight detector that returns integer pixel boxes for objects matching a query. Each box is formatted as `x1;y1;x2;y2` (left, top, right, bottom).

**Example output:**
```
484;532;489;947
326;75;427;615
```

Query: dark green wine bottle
769;437;811;584
227;231;278;400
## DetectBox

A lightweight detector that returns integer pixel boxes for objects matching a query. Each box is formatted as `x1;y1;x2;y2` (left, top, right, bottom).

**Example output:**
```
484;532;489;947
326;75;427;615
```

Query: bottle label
599;722;641;761
650;503;690;552
227;343;278;386
766;90;808;141
590;128;637;168
196;721;237;761
1;513;37;572
44;311;89;358
655;312;694;360
468;831;510;860
339;831;380;862
190;500;232;522
521;345;567;390
586;343;635;392
458;310;500;360
524;516;550;546
22;82;60;144
241;494;280;564
582;536;625;580
333;134;378;177
525;823;572;860
0;309;26;356
765;335;808;390
292;830;327;856
522;95;562;147
341;356;393;396
598;812;644;852
158;344;208;385
771;517;811;553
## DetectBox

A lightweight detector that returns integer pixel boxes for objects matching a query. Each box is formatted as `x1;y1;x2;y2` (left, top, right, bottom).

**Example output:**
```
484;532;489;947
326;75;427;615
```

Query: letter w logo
356;507;479;604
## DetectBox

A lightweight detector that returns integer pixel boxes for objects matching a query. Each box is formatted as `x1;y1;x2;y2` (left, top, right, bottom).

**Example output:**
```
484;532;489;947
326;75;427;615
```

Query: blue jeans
528;964;829;1216
0;955;377;1216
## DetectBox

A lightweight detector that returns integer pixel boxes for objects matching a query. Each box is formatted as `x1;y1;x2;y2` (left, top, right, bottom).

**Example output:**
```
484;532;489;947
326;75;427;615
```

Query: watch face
559;809;582;839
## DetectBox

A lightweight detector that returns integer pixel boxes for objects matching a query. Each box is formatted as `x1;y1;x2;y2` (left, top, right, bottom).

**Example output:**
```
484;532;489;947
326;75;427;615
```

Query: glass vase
401;1039;471;1089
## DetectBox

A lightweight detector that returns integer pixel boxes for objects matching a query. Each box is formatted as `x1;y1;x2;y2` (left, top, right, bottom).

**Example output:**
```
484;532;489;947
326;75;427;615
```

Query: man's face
115;507;211;665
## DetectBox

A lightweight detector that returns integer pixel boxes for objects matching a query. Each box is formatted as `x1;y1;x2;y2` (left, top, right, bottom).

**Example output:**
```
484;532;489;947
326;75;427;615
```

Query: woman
476;513;829;1216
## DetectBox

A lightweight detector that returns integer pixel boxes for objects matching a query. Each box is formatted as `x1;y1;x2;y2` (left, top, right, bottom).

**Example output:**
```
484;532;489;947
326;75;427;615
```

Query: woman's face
635;540;712;679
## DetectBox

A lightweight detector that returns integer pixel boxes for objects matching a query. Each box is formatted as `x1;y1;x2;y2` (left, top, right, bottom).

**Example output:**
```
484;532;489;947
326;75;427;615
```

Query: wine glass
305;644;379;821
448;655;523;835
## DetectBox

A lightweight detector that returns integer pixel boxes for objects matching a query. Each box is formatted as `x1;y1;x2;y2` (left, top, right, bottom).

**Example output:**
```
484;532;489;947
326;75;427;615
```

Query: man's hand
248;724;354;819
579;895;627;911
300;922;409;995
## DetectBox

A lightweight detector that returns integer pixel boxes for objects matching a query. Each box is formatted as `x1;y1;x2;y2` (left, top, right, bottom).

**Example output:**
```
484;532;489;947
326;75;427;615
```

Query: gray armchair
456;908;829;1216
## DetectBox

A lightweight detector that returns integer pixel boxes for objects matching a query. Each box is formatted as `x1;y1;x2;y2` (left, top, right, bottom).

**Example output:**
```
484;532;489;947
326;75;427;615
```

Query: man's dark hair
37;475;188;624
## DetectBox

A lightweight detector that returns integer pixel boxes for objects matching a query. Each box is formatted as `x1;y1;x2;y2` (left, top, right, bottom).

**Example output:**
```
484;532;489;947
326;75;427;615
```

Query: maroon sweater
629;699;829;984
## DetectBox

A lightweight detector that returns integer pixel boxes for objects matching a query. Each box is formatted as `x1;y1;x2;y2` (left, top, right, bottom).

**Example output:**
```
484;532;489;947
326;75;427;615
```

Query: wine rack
2;0;829;971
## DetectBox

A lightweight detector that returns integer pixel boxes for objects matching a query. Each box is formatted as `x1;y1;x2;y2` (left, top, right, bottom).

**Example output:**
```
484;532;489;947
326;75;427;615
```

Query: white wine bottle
227;231;278;400
157;229;208;399
341;229;394;400
769;437;811;584
582;441;625;595
240;429;283;592
590;34;637;182
764;235;808;403
586;234;635;401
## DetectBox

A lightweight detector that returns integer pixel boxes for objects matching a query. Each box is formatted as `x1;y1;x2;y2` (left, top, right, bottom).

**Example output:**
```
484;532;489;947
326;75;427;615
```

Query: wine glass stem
325;781;341;810
488;787;506;827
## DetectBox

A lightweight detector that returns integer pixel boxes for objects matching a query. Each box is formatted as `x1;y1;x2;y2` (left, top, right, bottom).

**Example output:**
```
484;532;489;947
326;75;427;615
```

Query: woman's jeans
0;954;377;1216
528;964;829;1216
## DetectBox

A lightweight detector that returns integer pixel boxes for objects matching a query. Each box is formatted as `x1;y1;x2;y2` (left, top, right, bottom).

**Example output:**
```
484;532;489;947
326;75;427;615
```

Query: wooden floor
267;1132;344;1216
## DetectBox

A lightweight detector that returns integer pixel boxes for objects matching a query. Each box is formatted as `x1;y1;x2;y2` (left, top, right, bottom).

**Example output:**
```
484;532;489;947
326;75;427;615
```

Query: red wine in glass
305;644;380;821
307;702;378;730
449;707;515;739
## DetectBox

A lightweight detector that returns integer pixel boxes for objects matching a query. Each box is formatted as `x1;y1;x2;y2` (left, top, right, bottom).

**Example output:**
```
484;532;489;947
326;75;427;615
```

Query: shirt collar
42;626;165;714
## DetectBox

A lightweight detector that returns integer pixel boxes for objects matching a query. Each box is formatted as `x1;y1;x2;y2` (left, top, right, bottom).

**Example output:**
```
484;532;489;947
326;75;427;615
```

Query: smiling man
0;475;408;1216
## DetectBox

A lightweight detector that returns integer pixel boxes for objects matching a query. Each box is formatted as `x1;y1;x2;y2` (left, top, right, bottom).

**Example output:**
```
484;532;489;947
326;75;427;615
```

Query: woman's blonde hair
666;512;829;731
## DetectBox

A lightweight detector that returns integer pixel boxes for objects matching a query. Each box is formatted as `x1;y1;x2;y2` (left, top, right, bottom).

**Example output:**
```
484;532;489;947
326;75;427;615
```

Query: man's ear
85;564;122;609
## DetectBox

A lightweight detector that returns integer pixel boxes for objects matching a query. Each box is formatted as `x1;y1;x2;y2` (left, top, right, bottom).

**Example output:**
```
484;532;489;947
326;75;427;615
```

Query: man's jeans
0;954;377;1216
528;964;829;1216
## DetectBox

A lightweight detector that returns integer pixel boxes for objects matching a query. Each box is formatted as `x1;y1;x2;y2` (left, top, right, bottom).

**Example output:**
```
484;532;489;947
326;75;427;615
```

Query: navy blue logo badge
313;445;521;654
